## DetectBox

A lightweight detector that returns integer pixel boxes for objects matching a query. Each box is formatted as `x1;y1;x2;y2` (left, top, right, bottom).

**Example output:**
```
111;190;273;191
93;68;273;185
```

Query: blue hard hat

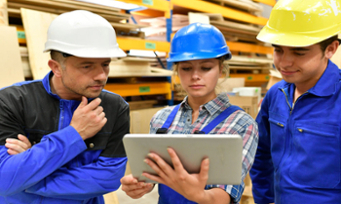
167;23;232;63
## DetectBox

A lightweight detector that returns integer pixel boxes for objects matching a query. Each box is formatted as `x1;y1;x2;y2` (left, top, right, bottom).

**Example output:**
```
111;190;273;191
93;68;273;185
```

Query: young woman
121;22;258;204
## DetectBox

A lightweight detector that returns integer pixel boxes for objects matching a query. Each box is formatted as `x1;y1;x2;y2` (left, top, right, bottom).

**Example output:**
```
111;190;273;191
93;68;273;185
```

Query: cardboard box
266;75;282;90
216;77;245;93
130;107;165;134
228;95;259;119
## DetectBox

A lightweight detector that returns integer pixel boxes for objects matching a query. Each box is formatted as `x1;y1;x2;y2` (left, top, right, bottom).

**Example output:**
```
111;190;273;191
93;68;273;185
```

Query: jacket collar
42;71;61;99
278;60;340;97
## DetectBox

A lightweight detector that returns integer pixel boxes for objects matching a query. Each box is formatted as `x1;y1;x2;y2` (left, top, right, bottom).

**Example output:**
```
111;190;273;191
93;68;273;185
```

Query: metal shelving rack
105;0;174;104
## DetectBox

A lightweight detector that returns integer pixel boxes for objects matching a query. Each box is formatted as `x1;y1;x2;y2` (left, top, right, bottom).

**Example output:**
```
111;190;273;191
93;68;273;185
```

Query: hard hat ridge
44;10;126;58
257;0;341;47
167;22;232;63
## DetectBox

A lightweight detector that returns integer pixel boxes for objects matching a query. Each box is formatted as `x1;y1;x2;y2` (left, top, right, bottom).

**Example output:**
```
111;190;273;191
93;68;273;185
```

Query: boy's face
273;43;330;89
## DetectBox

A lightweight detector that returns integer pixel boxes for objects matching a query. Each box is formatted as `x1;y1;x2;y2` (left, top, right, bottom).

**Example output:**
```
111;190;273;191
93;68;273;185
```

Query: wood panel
0;0;8;25
21;8;56;79
0;26;25;88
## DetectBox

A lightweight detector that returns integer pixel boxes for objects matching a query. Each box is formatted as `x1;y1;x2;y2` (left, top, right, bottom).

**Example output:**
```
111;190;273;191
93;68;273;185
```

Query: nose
191;69;200;80
94;66;108;82
278;52;294;68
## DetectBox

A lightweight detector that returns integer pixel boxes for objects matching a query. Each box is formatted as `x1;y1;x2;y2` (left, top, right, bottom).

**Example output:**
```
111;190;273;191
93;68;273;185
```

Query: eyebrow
272;45;310;51
200;60;215;64
179;60;215;65
79;60;111;64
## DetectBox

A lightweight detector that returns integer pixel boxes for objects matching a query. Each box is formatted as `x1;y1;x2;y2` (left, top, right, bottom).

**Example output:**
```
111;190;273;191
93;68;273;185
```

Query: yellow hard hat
257;0;341;47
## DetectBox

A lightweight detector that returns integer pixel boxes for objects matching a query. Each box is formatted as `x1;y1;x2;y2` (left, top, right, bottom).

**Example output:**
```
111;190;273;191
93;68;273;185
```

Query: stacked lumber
7;0;147;32
139;14;189;41
5;0;174;80
0;26;25;88
205;0;263;16
109;57;172;77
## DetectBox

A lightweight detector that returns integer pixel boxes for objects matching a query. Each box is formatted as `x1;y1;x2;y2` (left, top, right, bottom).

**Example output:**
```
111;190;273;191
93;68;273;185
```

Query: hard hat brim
44;44;127;58
257;23;341;47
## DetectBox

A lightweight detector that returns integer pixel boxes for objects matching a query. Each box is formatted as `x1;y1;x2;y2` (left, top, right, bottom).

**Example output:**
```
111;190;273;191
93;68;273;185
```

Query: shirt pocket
289;122;340;188
268;113;287;169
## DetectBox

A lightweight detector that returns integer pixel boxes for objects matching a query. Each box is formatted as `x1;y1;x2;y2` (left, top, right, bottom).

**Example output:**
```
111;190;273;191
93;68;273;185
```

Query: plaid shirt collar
179;93;230;116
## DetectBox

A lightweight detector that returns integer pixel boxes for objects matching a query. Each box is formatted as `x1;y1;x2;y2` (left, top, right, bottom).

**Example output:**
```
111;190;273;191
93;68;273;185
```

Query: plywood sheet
0;0;8;25
0;26;25;88
130;107;165;134
21;8;56;79
109;59;172;77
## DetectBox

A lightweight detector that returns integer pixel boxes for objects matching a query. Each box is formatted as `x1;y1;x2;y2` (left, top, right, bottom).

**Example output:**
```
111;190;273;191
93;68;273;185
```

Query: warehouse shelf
172;0;268;26
117;37;170;52
229;73;269;83
227;41;273;55
115;0;172;17
117;38;272;54
105;82;172;100
253;0;276;7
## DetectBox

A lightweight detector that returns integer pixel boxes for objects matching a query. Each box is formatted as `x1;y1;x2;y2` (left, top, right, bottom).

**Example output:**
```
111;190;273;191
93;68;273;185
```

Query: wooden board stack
7;0;146;33
205;0;263;16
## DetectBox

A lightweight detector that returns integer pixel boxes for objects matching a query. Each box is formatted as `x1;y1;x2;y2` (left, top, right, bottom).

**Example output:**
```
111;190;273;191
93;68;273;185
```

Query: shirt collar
279;60;340;97
42;71;60;99
179;93;230;115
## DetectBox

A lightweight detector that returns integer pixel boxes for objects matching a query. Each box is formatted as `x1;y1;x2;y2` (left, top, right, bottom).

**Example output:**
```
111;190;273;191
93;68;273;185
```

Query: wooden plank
9;0;123;16
128;100;158;110
206;0;263;13
103;192;120;204
108;59;173;77
50;0;120;12
8;1;129;22
21;8;56;79
0;0;8;25
110;21;147;31
210;20;261;33
0;26;25;88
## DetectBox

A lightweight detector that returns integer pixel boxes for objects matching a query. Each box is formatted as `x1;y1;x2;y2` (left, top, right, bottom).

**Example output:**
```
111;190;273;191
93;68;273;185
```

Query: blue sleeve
0;126;87;196
25;156;127;200
249;93;275;204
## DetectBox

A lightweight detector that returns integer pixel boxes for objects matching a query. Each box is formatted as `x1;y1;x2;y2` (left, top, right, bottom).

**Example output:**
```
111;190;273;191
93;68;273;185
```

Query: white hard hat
44;10;126;58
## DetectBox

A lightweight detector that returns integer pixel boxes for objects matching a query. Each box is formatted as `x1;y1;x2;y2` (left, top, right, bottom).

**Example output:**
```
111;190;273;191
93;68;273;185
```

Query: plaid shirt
150;93;258;203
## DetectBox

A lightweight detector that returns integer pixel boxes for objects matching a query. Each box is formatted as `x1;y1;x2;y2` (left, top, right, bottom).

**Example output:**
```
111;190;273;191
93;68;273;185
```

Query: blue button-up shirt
250;60;341;204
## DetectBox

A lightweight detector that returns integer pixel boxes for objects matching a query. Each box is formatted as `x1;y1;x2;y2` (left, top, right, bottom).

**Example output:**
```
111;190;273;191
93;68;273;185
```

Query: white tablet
123;134;243;185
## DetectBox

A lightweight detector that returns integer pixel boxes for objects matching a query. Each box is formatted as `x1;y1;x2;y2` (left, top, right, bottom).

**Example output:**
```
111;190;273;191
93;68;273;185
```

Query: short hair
50;50;65;63
50;50;72;69
319;35;339;52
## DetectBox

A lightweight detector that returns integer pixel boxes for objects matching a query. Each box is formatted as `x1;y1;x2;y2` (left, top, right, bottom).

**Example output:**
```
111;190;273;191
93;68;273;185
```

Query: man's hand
5;134;32;155
70;96;107;140
120;174;155;199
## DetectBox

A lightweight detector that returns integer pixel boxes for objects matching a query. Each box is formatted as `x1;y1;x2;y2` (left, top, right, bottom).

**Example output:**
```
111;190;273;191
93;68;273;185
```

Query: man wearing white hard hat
250;0;341;203
0;10;128;203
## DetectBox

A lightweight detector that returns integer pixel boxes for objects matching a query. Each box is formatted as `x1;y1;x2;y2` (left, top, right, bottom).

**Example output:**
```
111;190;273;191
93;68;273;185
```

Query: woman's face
178;58;222;103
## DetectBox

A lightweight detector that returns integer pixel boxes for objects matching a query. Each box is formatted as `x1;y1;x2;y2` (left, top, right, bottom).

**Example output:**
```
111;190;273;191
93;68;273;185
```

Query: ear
219;64;224;77
48;59;62;77
324;40;339;59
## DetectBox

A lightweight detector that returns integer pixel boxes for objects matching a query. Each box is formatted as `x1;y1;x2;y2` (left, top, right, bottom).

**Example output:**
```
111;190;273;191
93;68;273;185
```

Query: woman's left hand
142;147;210;203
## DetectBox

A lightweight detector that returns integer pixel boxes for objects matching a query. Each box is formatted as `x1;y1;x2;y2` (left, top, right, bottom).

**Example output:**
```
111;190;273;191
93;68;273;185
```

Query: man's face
273;43;329;89
59;56;111;100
